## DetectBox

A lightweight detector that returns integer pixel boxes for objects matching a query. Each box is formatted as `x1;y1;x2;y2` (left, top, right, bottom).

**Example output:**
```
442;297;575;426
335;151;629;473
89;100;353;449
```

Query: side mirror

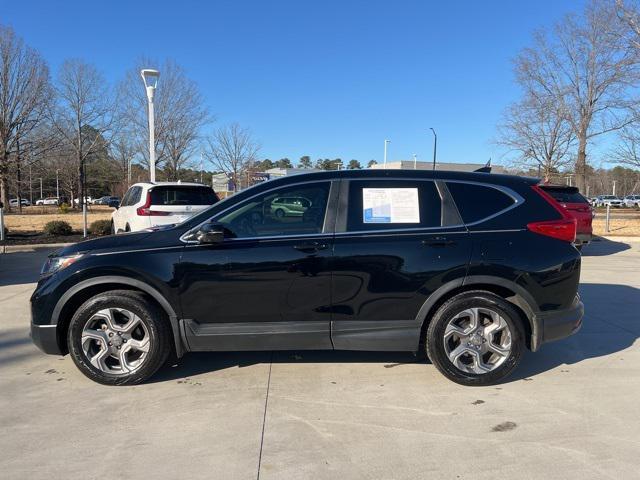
196;223;225;244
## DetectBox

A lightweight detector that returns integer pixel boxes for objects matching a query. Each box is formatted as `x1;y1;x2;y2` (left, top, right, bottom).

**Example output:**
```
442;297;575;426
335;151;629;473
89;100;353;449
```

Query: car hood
56;231;155;257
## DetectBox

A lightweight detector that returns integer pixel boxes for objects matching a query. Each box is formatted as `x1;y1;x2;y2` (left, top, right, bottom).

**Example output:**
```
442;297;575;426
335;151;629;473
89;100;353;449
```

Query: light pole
56;169;59;199
38;178;43;199
612;180;617;196
429;128;437;171
29;164;33;204
141;69;160;183
413;153;417;170
384;139;390;169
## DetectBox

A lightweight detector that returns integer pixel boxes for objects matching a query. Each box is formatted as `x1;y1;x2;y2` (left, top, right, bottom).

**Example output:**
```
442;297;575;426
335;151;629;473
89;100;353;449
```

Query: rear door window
347;180;441;231
150;186;218;206
447;182;514;224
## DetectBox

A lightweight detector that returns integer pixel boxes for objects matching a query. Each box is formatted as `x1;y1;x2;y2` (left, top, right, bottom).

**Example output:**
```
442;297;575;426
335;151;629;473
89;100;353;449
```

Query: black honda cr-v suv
31;170;583;386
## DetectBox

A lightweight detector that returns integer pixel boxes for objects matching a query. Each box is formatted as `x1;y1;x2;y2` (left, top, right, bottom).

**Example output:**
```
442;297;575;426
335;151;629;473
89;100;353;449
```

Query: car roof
131;181;209;188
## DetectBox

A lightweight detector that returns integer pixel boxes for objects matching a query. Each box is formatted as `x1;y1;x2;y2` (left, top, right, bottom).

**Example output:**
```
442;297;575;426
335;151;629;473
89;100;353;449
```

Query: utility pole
39;178;43;199
413;153;417;170
612;180;617;196
383;139;390;169
56;169;59;199
141;69;160;183
429;128;437;171
29;164;33;205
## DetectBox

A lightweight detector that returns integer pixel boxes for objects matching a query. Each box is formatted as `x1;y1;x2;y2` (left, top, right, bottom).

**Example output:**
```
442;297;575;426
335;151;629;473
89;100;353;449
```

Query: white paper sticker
362;188;420;223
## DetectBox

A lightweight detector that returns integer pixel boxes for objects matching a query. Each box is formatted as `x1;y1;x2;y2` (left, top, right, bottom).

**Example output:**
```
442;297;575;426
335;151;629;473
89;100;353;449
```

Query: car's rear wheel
67;290;171;385
275;208;285;218
425;291;525;386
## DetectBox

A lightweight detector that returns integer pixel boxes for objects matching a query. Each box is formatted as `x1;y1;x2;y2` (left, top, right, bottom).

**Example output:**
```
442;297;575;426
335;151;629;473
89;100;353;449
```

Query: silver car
623;195;640;208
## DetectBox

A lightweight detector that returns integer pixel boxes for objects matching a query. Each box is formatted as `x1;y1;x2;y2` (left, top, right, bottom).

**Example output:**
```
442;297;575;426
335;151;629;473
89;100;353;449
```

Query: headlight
40;254;83;277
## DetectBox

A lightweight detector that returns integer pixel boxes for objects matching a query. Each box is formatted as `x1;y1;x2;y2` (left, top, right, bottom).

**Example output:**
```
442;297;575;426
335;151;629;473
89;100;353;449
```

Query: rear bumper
535;295;584;348
30;322;63;355
575;233;592;245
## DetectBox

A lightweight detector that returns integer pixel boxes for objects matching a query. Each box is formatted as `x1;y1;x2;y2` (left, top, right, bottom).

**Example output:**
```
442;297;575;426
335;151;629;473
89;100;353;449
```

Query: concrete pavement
0;238;639;480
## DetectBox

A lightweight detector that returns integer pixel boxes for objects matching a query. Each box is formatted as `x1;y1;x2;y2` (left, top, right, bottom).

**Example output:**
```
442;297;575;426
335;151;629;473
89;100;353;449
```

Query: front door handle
422;237;456;248
294;241;328;253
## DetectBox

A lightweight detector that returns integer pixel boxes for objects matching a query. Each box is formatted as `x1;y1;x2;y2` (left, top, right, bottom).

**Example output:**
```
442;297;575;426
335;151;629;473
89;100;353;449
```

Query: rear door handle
294;241;328;253
422;237;456;248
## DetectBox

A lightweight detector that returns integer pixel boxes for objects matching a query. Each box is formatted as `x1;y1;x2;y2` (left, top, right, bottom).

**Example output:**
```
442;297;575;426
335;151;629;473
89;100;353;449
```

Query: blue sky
1;0;585;166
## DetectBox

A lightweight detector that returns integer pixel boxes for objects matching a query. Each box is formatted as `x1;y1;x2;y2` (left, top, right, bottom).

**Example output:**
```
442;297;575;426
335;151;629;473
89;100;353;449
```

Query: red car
540;185;593;249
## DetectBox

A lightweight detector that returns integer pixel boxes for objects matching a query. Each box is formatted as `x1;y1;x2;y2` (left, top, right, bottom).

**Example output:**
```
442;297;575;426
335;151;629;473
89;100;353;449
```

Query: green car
270;196;311;218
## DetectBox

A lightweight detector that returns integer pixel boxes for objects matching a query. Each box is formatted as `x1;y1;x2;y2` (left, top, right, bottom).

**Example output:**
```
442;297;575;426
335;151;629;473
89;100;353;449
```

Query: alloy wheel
81;308;150;375
443;307;512;374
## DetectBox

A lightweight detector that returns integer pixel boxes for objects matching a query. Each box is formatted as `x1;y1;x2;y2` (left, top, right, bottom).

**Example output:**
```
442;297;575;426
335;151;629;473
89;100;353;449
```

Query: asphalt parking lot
1;239;639;480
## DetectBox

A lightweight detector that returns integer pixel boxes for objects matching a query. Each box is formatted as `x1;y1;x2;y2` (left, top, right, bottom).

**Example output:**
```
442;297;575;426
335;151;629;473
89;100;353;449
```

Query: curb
2;243;71;254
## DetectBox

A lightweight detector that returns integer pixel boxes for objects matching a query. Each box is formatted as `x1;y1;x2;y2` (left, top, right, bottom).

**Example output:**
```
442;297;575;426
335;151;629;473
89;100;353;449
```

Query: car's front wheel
425;291;525;386
67;290;172;385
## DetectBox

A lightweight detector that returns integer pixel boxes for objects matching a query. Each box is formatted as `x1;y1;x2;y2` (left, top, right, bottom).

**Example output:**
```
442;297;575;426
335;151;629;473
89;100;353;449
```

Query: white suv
623;195;640;208
111;182;220;233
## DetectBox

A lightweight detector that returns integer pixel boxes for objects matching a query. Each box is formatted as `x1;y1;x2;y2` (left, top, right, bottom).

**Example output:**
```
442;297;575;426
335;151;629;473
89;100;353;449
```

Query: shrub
58;203;70;214
43;220;73;236
89;219;112;236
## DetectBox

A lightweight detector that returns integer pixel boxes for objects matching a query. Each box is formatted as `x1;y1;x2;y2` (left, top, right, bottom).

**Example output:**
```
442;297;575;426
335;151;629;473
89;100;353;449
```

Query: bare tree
118;58;210;179
0;25;49;210
498;91;575;180
515;0;640;192
49;59;113;207
206;123;259;191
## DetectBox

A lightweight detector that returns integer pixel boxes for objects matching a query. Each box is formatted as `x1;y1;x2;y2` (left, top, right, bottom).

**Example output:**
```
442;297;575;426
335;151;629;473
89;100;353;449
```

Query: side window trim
180;179;339;243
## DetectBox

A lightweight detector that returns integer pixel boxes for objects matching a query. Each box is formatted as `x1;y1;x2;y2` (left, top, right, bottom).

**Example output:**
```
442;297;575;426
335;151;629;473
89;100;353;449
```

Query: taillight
527;185;577;242
136;193;171;216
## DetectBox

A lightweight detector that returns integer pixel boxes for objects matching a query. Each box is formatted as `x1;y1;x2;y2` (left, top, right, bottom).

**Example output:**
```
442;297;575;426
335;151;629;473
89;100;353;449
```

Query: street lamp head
140;69;160;87
141;69;160;101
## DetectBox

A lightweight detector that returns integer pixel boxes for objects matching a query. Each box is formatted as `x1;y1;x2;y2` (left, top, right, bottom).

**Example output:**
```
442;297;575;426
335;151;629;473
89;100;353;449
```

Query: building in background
265;167;320;178
369;160;505;174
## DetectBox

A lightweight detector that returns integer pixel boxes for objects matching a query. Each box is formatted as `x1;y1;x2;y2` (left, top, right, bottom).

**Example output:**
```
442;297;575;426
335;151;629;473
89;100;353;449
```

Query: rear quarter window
447;182;514;224
150;187;218;206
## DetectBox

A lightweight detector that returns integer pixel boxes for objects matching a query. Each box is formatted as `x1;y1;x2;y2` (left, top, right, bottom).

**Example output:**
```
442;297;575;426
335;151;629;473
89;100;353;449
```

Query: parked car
540;185;592;249
73;196;94;205
35;197;59;206
9;198;30;207
31;170;583;386
270;196;312;217
623;195;640;208
595;195;623;207
111;182;219;233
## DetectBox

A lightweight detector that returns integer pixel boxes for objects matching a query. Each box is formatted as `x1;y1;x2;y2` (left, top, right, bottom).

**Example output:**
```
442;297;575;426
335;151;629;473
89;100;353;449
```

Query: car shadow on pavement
151;283;639;385
150;350;424;383
581;237;631;256
511;283;640;382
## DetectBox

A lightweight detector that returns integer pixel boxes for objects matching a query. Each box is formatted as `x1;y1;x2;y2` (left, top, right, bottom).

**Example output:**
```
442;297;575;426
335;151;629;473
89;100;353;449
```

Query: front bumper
536;295;584;347
30;322;63;355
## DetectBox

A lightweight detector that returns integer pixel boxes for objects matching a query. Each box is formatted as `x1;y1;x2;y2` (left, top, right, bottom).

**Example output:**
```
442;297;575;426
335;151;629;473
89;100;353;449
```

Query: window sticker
362;188;420;223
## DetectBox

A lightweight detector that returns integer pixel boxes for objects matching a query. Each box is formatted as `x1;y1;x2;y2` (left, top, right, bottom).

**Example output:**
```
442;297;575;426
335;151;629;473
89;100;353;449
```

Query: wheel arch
415;276;540;352
52;276;185;358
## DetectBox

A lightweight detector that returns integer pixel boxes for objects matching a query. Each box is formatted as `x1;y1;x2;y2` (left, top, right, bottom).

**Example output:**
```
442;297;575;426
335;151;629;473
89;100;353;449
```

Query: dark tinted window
129;186;142;205
150;186;218;206
541;187;587;204
217;182;330;238
447;182;514;224
347;180;441;231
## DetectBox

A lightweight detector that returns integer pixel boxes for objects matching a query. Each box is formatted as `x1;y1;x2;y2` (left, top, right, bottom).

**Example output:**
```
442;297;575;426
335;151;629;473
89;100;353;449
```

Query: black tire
275;208;285;218
67;290;172;386
110;221;115;235
125;224;131;232
425;291;525;386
